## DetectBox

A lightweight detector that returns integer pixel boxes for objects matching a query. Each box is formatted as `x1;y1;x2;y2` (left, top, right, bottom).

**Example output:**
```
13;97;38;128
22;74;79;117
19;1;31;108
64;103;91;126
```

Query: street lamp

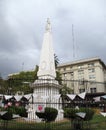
83;79;88;93
8;87;12;95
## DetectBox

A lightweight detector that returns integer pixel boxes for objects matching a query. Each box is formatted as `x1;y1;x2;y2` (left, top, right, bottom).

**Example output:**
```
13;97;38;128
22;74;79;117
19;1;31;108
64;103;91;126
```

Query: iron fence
0;78;106;130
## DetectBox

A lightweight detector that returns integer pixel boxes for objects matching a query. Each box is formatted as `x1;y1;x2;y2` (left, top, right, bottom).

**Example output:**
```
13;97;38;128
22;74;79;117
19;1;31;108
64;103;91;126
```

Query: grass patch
89;114;106;130
0;114;106;130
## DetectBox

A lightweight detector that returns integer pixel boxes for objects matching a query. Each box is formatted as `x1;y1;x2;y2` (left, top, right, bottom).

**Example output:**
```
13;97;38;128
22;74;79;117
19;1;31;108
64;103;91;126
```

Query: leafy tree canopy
5;54;62;95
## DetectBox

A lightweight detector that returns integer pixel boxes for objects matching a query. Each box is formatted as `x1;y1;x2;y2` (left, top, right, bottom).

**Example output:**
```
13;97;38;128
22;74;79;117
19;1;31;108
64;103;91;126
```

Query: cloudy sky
0;0;106;78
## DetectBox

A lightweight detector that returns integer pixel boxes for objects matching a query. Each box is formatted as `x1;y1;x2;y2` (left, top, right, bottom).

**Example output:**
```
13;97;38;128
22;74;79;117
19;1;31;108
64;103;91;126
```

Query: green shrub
1;106;28;117
64;107;95;121
64;108;79;119
0;111;12;120
36;107;58;122
80;107;95;121
35;112;45;119
15;106;28;117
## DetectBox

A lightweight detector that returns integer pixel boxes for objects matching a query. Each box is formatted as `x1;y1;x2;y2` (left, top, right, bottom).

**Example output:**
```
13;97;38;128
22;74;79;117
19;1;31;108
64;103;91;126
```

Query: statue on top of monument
45;18;51;32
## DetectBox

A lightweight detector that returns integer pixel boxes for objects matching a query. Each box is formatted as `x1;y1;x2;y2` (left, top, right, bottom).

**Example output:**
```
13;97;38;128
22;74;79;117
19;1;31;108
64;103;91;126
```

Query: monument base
27;79;63;121
27;107;64;122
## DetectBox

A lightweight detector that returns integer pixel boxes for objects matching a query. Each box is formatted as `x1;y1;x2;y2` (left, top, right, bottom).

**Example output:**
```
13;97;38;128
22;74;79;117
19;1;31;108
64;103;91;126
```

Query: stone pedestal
27;79;63;121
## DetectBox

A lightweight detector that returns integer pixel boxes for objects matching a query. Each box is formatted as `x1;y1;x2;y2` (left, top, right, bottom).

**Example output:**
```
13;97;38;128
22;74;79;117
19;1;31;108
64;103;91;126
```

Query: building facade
57;57;106;94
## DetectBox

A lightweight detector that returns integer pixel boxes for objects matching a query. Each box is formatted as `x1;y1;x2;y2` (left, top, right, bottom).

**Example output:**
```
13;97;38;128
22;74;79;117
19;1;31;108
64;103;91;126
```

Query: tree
54;54;62;85
0;78;8;94
55;71;62;85
7;65;39;95
59;84;73;108
54;54;59;68
6;56;62;95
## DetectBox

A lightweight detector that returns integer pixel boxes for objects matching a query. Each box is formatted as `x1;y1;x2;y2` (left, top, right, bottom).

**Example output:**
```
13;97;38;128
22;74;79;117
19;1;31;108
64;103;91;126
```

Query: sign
36;104;45;113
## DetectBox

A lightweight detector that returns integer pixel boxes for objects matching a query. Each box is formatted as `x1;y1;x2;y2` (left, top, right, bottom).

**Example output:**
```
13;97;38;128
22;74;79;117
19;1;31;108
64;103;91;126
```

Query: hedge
64;107;95;121
36;107;58;122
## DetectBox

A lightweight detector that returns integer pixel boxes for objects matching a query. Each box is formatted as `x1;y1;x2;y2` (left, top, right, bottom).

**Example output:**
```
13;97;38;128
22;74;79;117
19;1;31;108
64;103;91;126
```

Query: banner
36;104;45;113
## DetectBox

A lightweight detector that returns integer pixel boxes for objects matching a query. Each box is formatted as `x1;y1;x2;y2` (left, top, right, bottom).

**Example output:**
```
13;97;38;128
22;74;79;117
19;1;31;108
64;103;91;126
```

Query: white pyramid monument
28;19;63;121
37;18;56;79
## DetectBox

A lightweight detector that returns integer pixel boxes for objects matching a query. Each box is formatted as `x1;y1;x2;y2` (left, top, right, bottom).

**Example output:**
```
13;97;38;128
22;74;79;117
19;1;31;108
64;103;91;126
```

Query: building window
88;63;94;68
64;73;67;77
78;70;84;81
78;65;84;69
79;89;85;93
70;72;74;77
70;66;73;69
64;68;66;71
88;68;95;73
89;74;96;80
63;73;67;79
90;88;96;93
78;80;84;85
78;70;84;75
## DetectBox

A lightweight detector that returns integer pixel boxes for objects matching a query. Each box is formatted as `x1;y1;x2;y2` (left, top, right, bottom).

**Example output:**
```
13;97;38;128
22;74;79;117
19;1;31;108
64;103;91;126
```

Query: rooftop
58;57;106;68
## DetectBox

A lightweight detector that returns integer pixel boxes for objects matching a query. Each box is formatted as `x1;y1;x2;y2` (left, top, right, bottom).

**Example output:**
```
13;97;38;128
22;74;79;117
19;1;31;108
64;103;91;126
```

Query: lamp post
8;87;12;95
22;81;33;108
83;79;88;93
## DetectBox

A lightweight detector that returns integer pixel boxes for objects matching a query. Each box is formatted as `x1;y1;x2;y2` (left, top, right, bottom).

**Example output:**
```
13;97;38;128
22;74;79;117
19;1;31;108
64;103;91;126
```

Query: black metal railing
0;78;106;130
